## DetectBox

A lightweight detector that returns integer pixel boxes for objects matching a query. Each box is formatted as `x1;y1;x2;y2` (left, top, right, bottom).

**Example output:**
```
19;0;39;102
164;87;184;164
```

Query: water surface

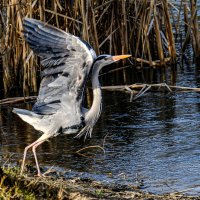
1;62;200;195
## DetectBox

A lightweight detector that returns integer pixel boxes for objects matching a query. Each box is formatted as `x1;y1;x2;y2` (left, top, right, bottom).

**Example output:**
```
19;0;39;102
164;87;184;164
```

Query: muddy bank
0;166;199;200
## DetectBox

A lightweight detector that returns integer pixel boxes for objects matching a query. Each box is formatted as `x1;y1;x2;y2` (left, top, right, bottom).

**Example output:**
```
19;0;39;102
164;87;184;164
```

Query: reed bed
0;0;199;94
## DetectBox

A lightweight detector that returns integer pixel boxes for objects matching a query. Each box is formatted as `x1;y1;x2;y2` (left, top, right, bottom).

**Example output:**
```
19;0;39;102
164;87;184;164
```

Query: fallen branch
0;96;37;105
133;57;171;66
102;83;200;92
101;83;200;101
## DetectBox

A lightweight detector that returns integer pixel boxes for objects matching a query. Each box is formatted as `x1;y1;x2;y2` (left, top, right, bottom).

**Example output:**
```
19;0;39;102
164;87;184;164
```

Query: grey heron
13;18;131;176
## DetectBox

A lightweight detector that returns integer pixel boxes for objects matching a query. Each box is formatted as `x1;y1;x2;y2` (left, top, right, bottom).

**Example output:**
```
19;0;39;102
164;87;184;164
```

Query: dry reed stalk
134;3;143;61
80;0;89;42
153;2;165;65
175;0;183;36
190;0;200;58
39;0;44;21
162;0;176;63
142;0;154;66
2;1;10;89
183;1;189;33
43;8;82;24
89;1;100;55
109;7;114;54
182;1;191;53
121;0;128;55
23;46;28;95
0;0;196;95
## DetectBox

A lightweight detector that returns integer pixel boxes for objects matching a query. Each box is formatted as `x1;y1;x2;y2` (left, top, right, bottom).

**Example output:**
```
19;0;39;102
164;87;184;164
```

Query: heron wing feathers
23;18;96;119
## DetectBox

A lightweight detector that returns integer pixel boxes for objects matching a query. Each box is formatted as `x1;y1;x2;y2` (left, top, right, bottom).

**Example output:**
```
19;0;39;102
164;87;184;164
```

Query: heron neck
91;65;102;108
85;65;102;124
91;66;101;89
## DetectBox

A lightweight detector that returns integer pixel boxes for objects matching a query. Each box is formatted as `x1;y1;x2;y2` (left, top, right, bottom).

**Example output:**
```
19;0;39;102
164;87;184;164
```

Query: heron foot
37;169;56;177
37;172;46;177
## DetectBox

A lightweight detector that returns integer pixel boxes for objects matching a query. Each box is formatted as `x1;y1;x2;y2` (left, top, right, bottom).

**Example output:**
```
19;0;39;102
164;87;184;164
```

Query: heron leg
20;140;41;175
32;140;46;177
20;134;50;176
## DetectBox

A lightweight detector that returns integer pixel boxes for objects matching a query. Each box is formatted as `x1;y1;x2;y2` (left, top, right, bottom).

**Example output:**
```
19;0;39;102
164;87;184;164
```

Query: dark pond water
1;58;200;195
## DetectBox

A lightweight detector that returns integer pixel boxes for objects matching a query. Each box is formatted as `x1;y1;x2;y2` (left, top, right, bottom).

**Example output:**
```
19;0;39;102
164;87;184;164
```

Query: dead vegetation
0;166;199;200
0;0;199;94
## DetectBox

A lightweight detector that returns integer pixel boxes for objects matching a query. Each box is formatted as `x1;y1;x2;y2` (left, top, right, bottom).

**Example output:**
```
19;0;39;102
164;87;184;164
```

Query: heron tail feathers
13;108;42;124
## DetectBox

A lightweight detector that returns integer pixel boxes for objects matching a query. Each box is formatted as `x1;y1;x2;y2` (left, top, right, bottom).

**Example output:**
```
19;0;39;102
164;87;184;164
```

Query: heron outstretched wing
23;18;96;116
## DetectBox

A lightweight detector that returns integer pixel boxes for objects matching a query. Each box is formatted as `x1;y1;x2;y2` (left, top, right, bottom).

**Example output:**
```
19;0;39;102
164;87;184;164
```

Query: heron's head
94;54;131;70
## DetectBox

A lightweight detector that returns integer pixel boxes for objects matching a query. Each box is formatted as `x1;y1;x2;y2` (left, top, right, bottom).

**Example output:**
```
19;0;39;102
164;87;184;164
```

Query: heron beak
111;54;132;61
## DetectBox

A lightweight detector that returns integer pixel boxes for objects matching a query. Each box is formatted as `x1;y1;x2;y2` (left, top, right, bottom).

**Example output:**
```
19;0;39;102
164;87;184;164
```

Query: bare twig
75;145;105;158
134;85;152;100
